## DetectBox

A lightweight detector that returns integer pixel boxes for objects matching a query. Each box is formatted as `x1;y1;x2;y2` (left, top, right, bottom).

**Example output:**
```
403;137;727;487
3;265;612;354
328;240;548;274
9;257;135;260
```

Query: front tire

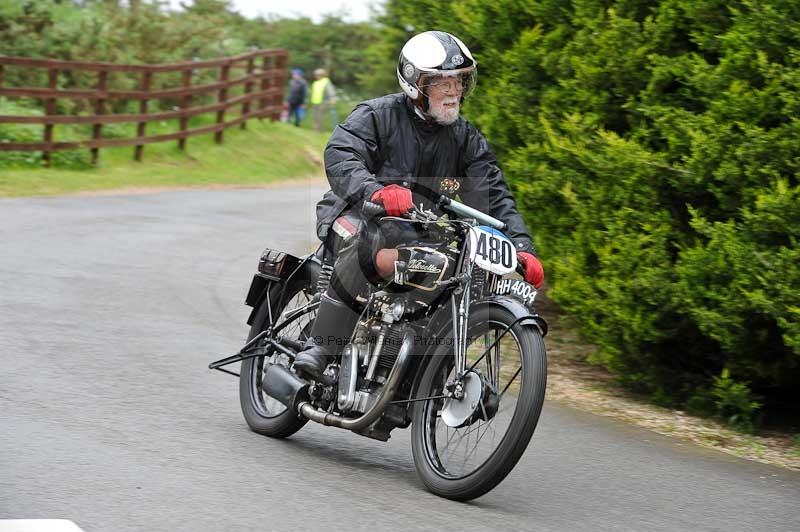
411;305;547;500
239;271;315;438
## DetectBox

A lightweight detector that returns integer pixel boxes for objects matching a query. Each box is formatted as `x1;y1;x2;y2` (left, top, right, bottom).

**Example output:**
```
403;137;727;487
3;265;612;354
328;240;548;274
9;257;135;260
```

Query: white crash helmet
397;31;477;115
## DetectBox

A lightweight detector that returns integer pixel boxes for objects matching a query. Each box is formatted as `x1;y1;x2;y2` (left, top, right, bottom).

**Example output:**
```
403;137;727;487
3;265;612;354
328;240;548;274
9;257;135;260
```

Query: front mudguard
471;295;548;337
422;294;547;345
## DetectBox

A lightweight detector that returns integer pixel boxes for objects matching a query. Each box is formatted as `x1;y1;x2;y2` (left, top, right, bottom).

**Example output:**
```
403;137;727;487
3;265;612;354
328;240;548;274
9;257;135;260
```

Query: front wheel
411;305;547;500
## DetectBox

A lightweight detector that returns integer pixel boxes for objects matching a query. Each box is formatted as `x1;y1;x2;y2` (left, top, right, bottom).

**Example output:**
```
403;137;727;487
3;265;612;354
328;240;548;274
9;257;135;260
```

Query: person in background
286;68;308;127
310;68;338;132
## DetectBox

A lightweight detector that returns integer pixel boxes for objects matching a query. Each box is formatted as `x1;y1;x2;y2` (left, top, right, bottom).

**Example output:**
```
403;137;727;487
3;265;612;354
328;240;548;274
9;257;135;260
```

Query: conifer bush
373;0;800;423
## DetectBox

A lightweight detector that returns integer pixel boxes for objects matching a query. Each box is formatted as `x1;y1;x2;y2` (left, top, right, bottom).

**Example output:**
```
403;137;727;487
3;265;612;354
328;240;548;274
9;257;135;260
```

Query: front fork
449;260;473;399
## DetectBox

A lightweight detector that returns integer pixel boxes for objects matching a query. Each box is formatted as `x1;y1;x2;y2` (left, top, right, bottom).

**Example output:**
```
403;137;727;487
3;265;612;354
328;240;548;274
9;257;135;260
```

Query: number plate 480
468;226;517;275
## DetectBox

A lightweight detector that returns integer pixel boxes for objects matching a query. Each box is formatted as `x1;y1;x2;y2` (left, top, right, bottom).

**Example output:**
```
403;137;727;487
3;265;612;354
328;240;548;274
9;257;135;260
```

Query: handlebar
437;196;508;231
361;200;386;218
361;196;508;232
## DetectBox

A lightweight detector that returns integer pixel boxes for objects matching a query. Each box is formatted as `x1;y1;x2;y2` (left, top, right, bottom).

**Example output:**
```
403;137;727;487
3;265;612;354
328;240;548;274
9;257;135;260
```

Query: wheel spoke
500;365;522;398
455;402;500;470
463;418;494;466
483;332;494;388
492;329;501;389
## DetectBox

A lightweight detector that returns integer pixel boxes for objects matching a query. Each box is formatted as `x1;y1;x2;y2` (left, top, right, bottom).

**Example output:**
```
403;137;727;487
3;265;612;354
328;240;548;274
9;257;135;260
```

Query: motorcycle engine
338;318;409;415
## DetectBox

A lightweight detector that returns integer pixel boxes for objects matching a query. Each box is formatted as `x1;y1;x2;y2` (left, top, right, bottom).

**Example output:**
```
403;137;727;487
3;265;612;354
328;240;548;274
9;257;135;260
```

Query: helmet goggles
419;68;477;101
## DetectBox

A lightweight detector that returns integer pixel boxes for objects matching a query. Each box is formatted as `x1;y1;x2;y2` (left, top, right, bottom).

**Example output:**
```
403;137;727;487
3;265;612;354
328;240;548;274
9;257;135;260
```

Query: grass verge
0;118;327;197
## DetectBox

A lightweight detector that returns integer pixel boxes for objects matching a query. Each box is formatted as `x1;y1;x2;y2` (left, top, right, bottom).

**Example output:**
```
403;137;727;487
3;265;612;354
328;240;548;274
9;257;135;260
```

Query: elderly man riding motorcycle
294;30;545;379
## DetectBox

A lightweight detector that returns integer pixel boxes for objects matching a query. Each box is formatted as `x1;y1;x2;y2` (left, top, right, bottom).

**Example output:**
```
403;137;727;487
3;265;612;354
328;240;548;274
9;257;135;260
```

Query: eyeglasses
424;76;463;93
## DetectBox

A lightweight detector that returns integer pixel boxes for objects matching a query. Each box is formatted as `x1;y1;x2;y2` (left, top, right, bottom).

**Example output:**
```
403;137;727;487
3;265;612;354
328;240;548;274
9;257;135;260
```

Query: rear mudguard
244;252;321;326
404;294;547;406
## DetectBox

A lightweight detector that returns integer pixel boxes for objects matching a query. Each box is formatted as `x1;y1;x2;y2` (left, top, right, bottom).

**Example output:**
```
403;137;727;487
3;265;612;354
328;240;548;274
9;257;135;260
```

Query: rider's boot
293;291;359;380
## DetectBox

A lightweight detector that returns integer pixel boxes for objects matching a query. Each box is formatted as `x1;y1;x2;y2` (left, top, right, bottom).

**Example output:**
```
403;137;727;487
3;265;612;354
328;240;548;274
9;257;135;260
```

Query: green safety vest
310;77;330;105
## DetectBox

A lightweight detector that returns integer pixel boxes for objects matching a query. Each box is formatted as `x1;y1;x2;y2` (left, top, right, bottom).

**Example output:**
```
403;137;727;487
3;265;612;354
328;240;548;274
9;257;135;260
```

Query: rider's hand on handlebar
371;184;413;216
517;252;544;289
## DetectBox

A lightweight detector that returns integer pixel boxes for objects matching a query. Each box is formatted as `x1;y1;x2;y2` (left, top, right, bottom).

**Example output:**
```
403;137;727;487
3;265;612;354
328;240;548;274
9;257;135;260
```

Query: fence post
43;67;58;167
91;70;108;165
134;71;152;161
215;63;230;144
240;56;255;129
178;68;192;151
274;53;287;120
258;54;271;119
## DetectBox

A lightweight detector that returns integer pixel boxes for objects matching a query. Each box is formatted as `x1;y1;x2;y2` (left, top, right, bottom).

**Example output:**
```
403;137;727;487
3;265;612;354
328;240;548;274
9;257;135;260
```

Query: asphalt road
1;184;799;532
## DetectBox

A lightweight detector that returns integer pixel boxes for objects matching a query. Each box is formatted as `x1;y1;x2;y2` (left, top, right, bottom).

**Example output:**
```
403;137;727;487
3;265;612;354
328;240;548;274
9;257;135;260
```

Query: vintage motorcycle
210;196;548;501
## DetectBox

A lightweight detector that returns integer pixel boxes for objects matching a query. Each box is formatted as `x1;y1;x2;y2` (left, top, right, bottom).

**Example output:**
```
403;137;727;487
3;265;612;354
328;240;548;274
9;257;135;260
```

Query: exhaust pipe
262;363;309;411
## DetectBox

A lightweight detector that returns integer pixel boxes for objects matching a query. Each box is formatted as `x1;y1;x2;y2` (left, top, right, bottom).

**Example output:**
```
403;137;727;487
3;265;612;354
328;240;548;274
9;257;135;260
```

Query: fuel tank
390;245;458;292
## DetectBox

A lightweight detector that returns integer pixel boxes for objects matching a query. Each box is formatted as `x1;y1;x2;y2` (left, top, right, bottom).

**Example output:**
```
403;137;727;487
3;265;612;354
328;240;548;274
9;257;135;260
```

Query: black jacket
287;78;308;106
317;93;535;253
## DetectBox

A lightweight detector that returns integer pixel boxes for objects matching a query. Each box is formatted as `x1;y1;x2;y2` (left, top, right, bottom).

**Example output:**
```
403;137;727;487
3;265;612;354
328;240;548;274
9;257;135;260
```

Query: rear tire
410;305;547;500
239;270;316;438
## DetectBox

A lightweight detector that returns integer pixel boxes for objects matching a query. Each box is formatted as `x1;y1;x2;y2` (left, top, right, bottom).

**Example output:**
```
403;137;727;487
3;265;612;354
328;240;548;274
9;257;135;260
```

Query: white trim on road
0;521;85;532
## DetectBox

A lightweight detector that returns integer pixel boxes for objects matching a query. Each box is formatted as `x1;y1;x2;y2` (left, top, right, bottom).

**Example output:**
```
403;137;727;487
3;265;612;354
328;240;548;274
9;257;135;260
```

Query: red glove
517;252;544;289
371;184;413;216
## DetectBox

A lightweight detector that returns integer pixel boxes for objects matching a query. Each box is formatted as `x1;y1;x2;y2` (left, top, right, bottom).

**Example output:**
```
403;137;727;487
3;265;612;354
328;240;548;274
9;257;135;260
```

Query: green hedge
374;0;800;425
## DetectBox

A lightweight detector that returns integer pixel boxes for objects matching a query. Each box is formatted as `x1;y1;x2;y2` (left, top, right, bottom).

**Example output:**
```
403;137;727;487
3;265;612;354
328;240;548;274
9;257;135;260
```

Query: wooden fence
0;49;287;165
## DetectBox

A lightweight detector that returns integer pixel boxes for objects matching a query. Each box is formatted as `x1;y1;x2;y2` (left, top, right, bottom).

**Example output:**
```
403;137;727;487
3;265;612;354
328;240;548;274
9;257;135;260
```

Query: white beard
429;98;460;125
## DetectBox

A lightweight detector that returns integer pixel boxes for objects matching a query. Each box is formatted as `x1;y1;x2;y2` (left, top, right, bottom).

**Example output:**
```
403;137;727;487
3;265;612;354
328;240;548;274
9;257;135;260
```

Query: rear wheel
239;270;316;438
411;305;547;500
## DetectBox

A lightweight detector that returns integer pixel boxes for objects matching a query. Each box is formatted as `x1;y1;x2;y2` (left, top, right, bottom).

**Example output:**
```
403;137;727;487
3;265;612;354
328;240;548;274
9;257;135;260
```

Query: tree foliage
0;1;379;98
